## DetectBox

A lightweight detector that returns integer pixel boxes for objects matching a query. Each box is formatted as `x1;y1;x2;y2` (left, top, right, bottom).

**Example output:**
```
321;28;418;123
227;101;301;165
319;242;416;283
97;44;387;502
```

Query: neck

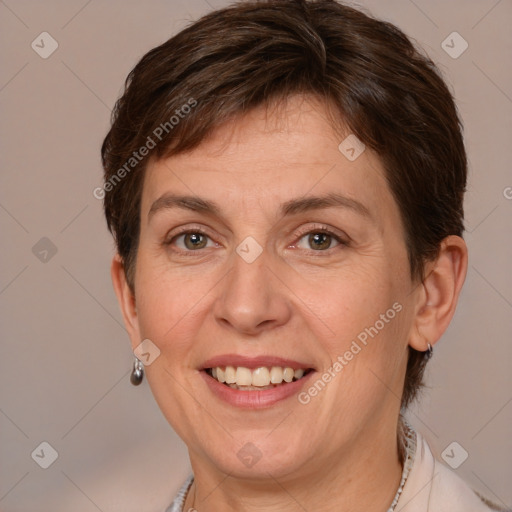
184;417;403;512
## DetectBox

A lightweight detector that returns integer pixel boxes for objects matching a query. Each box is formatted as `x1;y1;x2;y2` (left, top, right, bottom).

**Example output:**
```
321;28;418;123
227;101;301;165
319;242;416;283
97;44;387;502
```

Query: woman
100;0;505;510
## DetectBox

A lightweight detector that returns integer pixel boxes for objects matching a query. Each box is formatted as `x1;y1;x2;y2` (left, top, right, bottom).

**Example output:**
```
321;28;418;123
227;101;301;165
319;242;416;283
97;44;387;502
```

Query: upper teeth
211;366;306;387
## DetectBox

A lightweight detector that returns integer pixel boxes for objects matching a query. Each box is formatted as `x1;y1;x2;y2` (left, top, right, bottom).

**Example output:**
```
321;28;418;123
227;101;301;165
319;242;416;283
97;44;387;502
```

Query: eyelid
163;224;218;254
164;222;350;254
291;223;350;247
165;223;217;243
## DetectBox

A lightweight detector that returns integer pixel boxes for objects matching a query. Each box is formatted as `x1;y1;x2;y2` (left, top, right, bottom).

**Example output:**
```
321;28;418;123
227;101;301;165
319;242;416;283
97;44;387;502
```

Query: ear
409;235;468;351
111;254;141;351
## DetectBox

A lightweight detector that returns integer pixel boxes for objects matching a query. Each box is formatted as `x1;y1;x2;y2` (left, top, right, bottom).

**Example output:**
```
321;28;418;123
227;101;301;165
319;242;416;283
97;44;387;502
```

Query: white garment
395;431;501;511
166;430;504;511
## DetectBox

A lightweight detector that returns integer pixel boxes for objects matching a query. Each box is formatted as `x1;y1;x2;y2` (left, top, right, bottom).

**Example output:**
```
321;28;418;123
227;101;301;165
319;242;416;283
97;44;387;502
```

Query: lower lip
200;370;315;409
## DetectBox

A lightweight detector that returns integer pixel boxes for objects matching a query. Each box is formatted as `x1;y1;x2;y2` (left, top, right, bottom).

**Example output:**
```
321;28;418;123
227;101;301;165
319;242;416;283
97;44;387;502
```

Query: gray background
0;0;511;510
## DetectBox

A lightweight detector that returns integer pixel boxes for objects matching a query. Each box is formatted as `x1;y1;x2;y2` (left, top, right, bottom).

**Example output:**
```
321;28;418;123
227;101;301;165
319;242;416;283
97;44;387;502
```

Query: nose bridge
213;245;291;334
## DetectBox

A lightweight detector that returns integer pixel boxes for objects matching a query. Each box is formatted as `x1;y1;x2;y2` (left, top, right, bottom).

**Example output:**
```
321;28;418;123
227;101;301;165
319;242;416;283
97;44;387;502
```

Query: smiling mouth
205;366;313;390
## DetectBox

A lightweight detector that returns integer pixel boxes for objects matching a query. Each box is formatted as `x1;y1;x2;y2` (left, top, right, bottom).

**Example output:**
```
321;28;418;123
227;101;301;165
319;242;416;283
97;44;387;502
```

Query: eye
169;231;216;251
293;226;348;252
296;232;339;251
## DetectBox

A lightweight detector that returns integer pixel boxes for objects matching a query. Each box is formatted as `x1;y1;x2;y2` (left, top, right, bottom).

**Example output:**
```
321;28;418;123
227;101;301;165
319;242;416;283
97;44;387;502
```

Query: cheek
315;263;402;336
133;253;216;353
316;266;409;391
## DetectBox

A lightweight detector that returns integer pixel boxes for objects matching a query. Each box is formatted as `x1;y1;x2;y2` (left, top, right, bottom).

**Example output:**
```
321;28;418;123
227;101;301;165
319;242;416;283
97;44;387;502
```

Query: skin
112;94;468;511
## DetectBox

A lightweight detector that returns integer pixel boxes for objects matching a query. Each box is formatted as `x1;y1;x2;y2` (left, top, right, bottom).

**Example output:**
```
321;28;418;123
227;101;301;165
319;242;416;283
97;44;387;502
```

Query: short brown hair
100;0;467;409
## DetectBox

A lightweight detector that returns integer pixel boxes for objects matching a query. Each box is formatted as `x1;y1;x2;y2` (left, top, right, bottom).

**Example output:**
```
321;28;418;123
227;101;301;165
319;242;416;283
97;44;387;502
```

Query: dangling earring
130;357;144;385
424;343;433;360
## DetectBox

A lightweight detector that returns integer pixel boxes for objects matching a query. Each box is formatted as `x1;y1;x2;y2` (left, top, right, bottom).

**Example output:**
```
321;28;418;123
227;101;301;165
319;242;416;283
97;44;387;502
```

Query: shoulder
430;457;507;511
397;430;508;512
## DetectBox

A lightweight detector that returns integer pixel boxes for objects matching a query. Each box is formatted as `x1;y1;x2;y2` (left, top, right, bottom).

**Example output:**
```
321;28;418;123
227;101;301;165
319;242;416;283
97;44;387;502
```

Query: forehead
141;95;398;227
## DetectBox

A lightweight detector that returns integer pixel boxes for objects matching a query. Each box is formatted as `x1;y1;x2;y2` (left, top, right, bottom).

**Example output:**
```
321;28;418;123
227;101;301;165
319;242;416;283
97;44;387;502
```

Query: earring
130;357;144;385
424;343;433;360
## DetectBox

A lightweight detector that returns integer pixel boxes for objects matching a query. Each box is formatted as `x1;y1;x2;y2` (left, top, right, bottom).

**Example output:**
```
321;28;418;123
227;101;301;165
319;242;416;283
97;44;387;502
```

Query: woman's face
124;95;420;480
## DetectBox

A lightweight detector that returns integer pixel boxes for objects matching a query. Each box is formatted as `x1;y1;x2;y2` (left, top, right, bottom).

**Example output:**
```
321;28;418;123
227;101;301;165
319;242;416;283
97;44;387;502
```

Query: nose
212;250;292;336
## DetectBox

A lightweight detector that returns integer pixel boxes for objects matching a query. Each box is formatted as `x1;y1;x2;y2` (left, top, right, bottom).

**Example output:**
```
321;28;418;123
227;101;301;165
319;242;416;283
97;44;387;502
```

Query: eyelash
165;224;349;256
292;225;349;253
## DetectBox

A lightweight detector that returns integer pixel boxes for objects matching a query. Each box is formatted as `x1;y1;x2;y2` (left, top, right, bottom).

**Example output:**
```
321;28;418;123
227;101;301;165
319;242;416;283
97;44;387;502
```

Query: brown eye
295;231;342;251
184;233;208;250
307;232;333;250
170;231;213;251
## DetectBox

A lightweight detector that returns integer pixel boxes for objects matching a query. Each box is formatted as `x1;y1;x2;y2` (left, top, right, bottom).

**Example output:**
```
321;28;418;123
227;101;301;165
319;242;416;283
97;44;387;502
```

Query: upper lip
200;354;315;371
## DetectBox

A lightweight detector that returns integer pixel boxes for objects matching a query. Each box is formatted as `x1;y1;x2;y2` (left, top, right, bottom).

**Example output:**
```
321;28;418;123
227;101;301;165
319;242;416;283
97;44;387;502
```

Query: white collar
167;429;497;511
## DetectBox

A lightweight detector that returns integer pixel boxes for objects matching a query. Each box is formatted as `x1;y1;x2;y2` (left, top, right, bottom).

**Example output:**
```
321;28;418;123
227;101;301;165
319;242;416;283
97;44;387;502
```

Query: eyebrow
148;192;372;221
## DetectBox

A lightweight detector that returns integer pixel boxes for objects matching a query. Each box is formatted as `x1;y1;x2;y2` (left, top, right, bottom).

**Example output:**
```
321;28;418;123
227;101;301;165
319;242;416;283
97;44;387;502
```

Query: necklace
388;421;417;512
180;423;417;512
